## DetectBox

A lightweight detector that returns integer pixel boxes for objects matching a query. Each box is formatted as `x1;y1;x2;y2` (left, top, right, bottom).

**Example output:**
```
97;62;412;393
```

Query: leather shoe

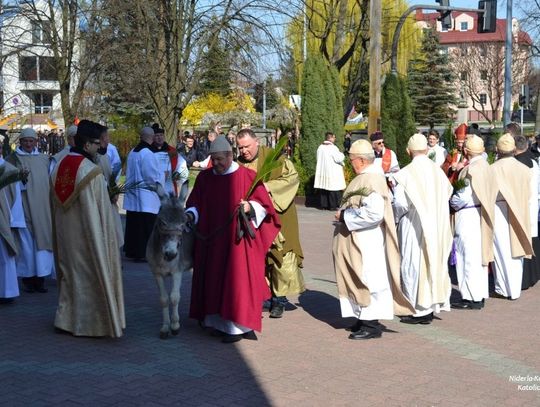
451;300;483;310
348;328;382;340
399;314;433;325
269;303;284;318
346;320;363;332
242;331;258;341
262;299;272;311
222;334;243;343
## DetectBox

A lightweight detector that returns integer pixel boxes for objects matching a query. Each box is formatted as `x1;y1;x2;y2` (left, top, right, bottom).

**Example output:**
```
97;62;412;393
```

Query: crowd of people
1;119;538;344
319;122;540;339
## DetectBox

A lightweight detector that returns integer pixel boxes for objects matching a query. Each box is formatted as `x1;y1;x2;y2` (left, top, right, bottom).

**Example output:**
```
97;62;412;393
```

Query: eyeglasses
373;141;384;145
89;140;101;145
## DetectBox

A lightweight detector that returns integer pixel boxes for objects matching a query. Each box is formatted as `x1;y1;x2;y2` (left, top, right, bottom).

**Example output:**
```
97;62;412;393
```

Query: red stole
54;155;85;204
382;148;392;173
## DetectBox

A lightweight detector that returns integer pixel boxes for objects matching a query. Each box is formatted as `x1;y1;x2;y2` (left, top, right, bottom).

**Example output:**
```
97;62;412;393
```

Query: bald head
140;127;154;144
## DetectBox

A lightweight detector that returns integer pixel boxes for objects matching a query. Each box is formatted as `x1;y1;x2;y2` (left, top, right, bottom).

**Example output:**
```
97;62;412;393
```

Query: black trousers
123;211;157;259
319;189;342;210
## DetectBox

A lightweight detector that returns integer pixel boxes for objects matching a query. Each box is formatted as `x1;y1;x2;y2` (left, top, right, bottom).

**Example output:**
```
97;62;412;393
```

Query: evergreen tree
300;55;344;192
254;75;279;112
382;74;416;166
199;40;233;96
408;27;456;129
300;55;327;185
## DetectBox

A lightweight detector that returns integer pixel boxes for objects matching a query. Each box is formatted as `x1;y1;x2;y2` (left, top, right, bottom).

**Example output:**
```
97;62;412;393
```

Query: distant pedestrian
314;131;346;210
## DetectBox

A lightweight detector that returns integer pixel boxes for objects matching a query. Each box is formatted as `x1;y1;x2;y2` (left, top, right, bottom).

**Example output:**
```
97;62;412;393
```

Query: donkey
146;184;193;339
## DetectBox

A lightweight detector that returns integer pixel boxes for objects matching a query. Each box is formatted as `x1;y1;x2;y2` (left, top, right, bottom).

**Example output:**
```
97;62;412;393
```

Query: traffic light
477;0;497;33
436;0;452;30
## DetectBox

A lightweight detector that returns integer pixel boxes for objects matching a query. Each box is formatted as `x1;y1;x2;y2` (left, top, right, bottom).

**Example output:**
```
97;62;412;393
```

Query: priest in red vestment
186;136;280;343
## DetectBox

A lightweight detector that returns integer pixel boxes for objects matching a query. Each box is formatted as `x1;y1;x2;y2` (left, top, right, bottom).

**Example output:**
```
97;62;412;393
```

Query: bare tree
99;0;285;142
450;42;529;124
1;0;106;125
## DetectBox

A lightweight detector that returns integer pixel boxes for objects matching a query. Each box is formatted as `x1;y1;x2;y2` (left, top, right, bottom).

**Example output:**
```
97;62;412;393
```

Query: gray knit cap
67;125;78;138
209;135;232;153
20;128;37;140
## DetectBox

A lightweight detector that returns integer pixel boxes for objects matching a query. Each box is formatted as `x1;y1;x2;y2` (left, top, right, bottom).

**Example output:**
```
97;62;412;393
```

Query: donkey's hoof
159;331;169;339
171;328;180;336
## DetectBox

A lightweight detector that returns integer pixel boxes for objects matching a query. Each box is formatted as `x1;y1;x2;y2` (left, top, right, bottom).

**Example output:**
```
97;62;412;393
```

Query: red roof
416;11;532;46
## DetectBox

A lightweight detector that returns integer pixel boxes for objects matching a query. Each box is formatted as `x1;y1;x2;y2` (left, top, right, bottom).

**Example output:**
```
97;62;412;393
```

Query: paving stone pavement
2;205;540;406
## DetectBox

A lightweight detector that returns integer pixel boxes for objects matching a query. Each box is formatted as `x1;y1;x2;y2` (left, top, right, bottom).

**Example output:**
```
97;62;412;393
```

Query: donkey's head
154;184;189;262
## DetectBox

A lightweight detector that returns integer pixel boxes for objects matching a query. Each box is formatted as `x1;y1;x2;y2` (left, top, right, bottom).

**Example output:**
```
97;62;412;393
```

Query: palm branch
428;151;436;162
108;179;152;200
340;187;371;207
0;165;28;190
245;135;289;199
452;177;469;193
487;152;496;165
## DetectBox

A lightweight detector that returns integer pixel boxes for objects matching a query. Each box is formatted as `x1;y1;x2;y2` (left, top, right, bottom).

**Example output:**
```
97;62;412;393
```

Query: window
480;70;488;80
460;22;468;31
33;93;53;114
19;56;57;81
460;71;468;80
19;56;37;81
479;93;487;104
39;57;56;81
32;21;52;44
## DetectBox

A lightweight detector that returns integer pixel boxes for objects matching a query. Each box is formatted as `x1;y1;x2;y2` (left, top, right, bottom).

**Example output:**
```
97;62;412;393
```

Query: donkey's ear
154;182;167;201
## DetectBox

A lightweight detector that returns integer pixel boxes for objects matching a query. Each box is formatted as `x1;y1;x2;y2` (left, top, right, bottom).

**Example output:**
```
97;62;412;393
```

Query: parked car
511;109;536;123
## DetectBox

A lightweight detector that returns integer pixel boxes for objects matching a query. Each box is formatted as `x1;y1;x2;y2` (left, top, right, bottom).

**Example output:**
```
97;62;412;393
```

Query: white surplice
314;141;346;191
392;155;453;317
339;166;393;321
0;158;25;298
450;156;489;302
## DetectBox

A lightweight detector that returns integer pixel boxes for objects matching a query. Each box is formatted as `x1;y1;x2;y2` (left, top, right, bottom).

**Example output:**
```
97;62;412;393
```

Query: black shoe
34;286;48;293
348;328;382;340
242;331;258;341
222;334;243;343
490;292;510;300
400;313;433;325
451;300;483;310
269;303;285;318
262;299;272;311
346;320;363;332
23;285;35;293
0;297;15;304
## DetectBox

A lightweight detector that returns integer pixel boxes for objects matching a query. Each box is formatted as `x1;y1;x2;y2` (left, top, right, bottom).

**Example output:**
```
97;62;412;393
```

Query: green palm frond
428;151;436;162
0;165;29;190
245;135;289;199
487;152;496;165
108;179;152;200
341;187;371;207
452;177;469;193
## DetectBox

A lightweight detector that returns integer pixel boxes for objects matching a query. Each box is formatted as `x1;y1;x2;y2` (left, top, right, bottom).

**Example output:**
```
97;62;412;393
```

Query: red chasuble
54;154;85;205
187;165;280;332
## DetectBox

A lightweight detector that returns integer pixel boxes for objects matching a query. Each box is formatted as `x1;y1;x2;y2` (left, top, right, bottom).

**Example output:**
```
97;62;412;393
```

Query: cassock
238;146;305;297
153;143;189;197
123;141;163;259
51;151;125;337
186;162;280;334
333;164;413;321
393;155;453;316
6;147;54;279
0;159;25;299
450;156;495;302
491;157;533;299
515;150;540;290
314;141;346;209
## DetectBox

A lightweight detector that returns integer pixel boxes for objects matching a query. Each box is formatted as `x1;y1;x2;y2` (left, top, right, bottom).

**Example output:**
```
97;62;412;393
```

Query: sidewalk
1;205;539;406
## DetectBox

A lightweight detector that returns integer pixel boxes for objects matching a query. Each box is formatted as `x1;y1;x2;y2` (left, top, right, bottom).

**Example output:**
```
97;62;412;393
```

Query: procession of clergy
0;119;538;342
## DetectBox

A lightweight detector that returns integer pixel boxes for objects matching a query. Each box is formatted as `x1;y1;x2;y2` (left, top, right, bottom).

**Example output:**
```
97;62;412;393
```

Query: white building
0;1;78;129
